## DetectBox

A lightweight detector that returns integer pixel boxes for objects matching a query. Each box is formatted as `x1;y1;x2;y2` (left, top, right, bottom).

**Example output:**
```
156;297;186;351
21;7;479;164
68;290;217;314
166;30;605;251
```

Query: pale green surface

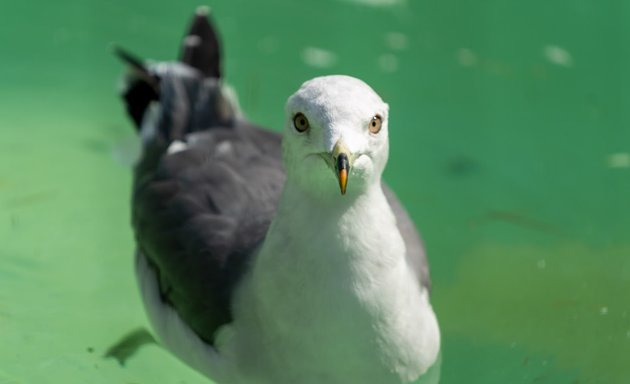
1;1;629;383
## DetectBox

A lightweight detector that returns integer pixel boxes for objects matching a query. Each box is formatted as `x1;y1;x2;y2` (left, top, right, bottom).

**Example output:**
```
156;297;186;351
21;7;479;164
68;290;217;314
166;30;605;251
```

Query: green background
1;0;629;383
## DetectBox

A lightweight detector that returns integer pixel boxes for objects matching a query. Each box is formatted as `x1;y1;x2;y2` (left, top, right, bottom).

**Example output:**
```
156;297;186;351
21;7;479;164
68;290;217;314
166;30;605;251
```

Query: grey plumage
132;64;284;345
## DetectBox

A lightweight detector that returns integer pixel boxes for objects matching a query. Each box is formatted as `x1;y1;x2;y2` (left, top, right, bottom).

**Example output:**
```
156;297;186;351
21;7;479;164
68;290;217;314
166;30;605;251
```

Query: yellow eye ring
293;113;310;132
369;115;382;134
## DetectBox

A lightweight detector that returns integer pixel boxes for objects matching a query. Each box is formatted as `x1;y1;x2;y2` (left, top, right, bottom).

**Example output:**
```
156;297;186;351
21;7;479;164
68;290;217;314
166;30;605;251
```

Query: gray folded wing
132;122;285;344
383;186;431;292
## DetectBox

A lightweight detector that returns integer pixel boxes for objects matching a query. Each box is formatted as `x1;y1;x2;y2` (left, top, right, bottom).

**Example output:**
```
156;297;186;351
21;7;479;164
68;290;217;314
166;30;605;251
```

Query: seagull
117;8;440;384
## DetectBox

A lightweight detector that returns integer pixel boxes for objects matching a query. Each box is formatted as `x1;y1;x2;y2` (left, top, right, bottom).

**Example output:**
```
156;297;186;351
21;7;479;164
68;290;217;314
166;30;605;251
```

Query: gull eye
293;113;310;133
369;114;383;134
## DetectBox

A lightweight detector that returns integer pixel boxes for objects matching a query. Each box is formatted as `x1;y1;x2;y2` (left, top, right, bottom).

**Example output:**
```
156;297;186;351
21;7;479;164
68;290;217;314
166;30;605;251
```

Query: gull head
283;75;390;199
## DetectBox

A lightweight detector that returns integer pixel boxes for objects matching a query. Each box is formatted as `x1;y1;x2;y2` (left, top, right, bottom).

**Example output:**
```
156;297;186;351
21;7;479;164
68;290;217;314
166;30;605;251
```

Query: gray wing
121;11;288;347
133;122;284;345
383;186;432;293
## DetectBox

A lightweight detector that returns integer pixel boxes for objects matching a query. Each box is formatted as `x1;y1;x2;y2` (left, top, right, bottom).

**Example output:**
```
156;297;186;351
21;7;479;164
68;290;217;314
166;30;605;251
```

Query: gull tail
179;6;222;79
115;7;238;141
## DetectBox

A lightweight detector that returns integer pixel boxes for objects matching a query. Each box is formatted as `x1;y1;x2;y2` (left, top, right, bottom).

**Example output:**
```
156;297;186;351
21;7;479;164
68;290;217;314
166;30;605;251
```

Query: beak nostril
336;153;349;174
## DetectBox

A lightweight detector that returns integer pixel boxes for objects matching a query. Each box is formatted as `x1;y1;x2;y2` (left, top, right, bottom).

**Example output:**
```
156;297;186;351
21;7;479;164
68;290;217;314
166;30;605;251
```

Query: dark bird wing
118;11;284;345
133;121;284;345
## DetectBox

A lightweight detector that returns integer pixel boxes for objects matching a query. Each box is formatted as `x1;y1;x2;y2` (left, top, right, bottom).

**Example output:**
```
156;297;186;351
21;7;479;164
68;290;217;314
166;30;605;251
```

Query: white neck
227;179;440;383
257;179;405;283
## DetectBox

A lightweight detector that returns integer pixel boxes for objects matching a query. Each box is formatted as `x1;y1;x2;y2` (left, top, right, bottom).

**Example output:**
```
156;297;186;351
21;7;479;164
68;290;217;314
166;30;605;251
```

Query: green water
1;0;629;383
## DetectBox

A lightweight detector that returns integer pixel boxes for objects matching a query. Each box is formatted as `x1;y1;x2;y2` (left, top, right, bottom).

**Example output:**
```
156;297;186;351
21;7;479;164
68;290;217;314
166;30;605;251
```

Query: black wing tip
112;44;160;130
112;44;146;72
179;6;222;78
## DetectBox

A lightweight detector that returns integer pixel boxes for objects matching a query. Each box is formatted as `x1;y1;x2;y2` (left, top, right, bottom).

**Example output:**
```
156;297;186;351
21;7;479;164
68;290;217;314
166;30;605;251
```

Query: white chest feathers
220;187;441;384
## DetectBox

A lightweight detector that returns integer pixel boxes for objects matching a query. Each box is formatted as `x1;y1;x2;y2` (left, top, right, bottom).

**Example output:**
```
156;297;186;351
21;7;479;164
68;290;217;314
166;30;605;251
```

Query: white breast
221;185;441;384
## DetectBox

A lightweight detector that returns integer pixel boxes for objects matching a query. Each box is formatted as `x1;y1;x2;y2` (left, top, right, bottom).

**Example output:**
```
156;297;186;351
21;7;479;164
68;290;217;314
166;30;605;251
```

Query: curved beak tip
338;169;348;195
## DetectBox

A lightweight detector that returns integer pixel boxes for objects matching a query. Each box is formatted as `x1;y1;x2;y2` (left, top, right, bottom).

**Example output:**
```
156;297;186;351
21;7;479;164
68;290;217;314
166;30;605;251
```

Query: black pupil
300;119;305;125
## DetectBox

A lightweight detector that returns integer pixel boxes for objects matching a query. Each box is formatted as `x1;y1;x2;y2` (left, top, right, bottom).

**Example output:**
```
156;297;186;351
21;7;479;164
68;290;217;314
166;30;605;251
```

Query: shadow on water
104;327;156;366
